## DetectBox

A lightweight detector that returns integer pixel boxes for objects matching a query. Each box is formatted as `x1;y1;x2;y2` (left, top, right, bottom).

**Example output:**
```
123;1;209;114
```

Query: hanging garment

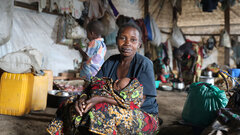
144;15;152;41
88;0;107;20
135;19;148;44
201;0;219;12
100;11;118;36
108;0;119;17
72;0;85;19
38;0;47;12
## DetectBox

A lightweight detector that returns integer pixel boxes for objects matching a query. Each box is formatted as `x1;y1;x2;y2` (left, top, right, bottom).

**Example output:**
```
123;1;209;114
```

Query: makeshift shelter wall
0;7;81;76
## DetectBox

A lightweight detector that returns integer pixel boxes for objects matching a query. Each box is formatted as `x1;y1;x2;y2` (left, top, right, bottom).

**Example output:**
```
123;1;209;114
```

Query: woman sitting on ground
47;22;159;135
158;57;174;83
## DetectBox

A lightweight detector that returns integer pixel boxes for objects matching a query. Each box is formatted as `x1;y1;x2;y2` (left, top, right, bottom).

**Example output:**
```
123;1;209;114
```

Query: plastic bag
219;29;231;48
170;22;185;48
149;16;162;46
182;82;228;127
57;16;73;45
66;15;87;39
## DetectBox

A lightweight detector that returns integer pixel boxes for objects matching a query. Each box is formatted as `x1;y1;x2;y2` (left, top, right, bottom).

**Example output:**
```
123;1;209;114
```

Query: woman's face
117;27;141;57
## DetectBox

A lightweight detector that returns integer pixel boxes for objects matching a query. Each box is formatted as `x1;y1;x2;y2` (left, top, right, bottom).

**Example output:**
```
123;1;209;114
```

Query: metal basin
172;82;185;90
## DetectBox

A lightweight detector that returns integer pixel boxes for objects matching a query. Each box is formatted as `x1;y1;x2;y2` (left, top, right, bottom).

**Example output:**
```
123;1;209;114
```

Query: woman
173;41;202;85
158;57;174;83
48;23;159;135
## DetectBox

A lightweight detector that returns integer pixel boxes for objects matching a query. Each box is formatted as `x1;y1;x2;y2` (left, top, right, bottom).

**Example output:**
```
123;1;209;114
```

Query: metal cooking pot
172;82;185;90
199;76;214;85
203;70;213;77
47;90;70;108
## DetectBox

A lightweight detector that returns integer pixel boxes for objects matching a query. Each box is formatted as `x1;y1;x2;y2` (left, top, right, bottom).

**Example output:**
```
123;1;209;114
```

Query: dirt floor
0;90;196;135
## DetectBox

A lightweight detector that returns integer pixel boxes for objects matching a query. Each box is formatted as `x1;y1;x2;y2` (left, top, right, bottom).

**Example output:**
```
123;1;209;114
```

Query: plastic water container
0;72;34;116
31;73;49;111
43;70;53;91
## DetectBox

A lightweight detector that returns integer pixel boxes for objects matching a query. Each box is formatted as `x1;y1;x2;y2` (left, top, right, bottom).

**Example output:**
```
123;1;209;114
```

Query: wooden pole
144;0;149;55
173;7;178;22
224;1;230;66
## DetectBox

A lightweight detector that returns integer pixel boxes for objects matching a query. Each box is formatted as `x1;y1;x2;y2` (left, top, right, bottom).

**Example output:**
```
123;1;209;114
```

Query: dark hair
173;48;183;58
117;22;143;44
87;20;104;36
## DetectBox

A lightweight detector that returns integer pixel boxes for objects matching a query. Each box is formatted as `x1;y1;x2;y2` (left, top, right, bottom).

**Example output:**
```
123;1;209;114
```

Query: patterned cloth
79;38;106;80
47;77;159;135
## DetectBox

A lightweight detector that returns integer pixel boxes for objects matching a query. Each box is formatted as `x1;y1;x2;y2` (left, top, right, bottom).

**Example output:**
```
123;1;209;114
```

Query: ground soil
0;90;195;135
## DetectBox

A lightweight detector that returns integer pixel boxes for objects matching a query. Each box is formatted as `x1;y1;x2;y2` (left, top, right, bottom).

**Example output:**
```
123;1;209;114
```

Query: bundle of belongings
182;82;228;128
0;46;43;75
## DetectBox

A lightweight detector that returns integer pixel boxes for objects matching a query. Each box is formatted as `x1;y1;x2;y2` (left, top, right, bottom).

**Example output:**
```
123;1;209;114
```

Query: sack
170;22;185;48
0;47;43;74
219;29;231;48
182;82;228;127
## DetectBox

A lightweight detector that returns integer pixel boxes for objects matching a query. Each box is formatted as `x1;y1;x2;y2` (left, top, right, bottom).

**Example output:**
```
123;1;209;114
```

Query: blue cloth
144;15;152;41
96;53;158;114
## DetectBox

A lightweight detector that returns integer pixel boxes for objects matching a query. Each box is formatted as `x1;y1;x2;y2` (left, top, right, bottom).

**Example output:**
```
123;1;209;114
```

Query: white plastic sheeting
0;7;81;76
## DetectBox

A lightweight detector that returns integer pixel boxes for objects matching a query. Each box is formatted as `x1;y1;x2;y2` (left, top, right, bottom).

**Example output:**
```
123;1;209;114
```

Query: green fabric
182;82;228;127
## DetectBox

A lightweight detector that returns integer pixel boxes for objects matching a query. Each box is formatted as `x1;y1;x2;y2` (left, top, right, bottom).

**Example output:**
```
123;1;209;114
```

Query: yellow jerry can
0;72;34;116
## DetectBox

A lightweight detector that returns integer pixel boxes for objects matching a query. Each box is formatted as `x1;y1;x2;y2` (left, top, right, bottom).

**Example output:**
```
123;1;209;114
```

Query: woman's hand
84;96;103;113
75;94;87;116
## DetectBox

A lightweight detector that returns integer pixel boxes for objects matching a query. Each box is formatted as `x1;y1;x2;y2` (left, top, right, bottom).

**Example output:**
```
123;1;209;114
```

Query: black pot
47;90;70;108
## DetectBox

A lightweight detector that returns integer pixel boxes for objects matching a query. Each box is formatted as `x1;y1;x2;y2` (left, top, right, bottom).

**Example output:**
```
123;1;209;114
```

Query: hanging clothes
135;19;148;45
88;0;107;20
200;0;219;12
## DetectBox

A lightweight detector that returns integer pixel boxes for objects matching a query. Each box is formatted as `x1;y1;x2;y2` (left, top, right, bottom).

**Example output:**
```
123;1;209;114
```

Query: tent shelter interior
0;0;240;134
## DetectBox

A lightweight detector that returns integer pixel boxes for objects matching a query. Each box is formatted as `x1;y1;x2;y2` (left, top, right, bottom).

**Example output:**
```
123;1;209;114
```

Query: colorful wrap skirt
47;77;159;135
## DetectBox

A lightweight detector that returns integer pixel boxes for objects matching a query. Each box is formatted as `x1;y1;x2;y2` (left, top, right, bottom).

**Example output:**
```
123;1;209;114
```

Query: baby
113;77;131;91
82;77;143;110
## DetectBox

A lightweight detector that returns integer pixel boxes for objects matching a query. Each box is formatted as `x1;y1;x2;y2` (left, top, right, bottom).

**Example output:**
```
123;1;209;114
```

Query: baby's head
113;77;131;91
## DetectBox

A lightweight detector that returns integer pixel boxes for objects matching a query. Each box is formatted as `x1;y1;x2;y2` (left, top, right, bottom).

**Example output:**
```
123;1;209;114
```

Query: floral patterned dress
47;77;159;135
